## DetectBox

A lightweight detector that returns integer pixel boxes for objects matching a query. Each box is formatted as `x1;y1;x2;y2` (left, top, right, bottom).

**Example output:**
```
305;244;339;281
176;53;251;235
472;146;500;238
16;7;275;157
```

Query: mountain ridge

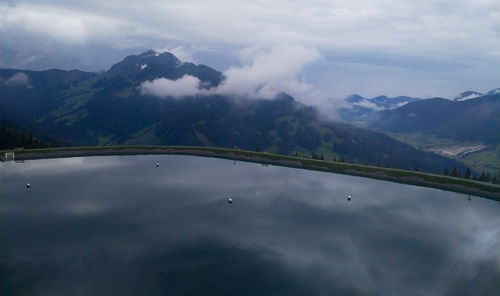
0;50;473;174
371;94;499;144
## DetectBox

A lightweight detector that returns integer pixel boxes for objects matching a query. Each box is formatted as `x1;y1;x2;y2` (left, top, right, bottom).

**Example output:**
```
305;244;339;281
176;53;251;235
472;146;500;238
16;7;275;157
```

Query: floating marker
156;162;160;167
467;196;471;201
228;198;233;204
26;183;31;188
347;195;351;201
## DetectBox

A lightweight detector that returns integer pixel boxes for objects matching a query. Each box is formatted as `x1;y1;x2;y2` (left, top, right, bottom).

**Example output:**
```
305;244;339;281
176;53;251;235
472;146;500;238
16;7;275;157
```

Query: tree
451;166;459;177
414;165;420;172
443;168;449;176
464;167;471;179
478;171;488;182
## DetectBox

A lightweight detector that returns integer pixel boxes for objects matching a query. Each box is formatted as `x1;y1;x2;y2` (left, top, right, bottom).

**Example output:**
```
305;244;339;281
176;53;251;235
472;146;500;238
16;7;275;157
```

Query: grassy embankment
2;146;499;201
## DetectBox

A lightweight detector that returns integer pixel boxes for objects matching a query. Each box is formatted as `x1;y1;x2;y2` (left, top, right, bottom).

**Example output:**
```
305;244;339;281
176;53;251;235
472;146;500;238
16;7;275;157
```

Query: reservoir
1;155;498;295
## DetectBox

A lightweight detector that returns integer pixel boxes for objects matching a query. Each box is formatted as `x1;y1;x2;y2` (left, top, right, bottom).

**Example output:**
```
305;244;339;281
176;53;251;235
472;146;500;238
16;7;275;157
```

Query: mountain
370;95;421;109
486;88;500;96
103;50;223;87
336;94;420;123
0;50;467;174
0;69;96;123
454;90;483;101
345;94;365;103
371;94;499;144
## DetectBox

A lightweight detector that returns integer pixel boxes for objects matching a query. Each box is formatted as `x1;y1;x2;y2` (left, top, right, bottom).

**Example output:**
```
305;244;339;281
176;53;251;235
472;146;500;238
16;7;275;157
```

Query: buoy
467;196;471;201
156;162;159;167
26;183;31;188
228;198;233;204
347;195;351;201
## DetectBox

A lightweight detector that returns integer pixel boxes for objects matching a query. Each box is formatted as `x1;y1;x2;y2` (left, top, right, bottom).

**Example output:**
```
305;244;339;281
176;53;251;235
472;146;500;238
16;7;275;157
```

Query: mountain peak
106;50;182;77
486;88;500;96
345;94;365;103
454;90;483;101
140;49;158;57
100;50;223;88
138;50;179;61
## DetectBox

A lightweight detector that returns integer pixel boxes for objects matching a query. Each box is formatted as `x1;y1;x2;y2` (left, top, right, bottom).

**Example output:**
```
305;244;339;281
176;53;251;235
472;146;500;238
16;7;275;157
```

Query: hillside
0;50;468;174
368;94;499;175
0;119;58;150
371;94;499;144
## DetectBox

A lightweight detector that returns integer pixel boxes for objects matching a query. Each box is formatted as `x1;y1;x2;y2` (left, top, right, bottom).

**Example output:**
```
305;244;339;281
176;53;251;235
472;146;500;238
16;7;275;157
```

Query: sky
1;0;499;105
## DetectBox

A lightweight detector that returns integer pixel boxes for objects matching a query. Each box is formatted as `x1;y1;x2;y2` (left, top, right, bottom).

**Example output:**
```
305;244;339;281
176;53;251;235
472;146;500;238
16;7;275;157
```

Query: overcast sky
1;0;499;103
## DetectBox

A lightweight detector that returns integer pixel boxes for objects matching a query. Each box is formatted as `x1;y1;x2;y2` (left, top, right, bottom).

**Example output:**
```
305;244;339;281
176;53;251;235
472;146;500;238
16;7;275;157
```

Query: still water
1;155;499;295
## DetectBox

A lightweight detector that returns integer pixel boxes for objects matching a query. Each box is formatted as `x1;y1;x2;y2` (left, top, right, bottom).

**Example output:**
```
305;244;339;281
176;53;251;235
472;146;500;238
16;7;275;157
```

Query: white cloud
5;72;31;88
455;93;481;101
139;45;324;105
139;74;206;99
1;1;498;98
215;45;321;101
157;46;196;63
4;1;498;59
352;100;385;111
1;3;127;44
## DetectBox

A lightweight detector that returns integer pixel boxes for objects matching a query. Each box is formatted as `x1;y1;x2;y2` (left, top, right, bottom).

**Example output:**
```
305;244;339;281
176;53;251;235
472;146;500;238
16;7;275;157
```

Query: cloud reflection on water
1;155;498;295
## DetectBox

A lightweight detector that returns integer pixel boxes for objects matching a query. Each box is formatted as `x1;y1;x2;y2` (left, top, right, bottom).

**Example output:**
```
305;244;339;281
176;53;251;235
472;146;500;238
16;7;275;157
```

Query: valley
427;145;489;158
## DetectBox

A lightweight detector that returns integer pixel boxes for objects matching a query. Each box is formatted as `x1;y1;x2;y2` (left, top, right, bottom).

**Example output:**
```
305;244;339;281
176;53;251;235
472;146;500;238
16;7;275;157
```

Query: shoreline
2;146;499;201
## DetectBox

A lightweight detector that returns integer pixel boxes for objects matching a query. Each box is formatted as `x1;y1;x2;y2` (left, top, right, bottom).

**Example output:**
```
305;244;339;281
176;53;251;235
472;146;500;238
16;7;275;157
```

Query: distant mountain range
454;91;483;102
336;94;421;124
336;88;500;125
344;94;421;109
370;94;499;145
454;89;500;101
0;50;482;174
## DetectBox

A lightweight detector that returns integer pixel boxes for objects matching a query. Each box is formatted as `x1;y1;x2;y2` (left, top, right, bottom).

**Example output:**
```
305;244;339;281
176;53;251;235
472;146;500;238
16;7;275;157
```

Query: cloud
351;100;385;111
156;46;196;63
139;74;206;99
215;45;321;101
139;44;323;104
3;0;496;58
5;72;31;88
1;3;124;44
1;1;498;98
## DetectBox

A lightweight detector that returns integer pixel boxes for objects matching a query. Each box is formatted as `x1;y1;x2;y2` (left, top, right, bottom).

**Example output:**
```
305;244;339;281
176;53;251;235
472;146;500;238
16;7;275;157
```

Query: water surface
1;155;499;295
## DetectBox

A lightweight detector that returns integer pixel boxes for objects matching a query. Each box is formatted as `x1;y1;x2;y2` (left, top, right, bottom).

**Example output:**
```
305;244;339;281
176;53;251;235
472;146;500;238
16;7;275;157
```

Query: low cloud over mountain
138;45;322;103
4;72;31;88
